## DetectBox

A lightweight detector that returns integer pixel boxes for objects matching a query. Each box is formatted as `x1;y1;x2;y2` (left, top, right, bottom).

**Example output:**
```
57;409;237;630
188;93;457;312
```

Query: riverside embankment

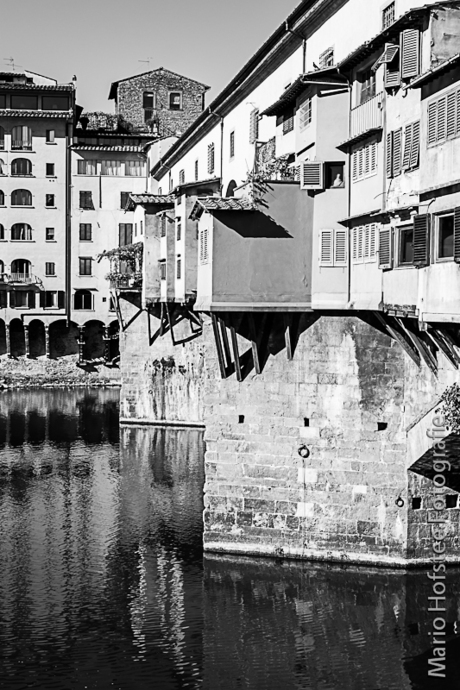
0;355;121;389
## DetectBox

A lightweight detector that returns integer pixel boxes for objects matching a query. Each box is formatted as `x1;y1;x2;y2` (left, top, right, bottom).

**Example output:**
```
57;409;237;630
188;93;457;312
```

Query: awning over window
372;44;399;71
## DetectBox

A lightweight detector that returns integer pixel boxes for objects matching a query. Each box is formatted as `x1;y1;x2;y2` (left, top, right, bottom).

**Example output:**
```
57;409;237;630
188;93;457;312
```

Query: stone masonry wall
119;305;460;565
117;69;206;137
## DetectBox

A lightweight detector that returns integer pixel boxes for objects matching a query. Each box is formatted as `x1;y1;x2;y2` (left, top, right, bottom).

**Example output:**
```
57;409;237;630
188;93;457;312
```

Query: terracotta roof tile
130;193;175;205
0;108;73;119
190;196;255;220
71;145;144;152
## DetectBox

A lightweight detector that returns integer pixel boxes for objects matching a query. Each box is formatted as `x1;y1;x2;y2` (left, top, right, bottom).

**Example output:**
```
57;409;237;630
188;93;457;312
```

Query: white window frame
319;228;348;267
352;139;378;182
352;224;378;263
299;97;312;130
436;212;455;262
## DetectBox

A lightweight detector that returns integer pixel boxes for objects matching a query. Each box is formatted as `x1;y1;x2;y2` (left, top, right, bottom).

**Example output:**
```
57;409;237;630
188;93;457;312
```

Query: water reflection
0;390;459;689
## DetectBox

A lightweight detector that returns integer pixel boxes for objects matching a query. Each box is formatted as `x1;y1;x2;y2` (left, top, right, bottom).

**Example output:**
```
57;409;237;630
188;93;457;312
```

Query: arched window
0;158;4;175
0;224;4;240
11;259;31;280
11;189;32;206
0;190;4;205
74;290;92;310
226;180;237;197
11;158;32;176
0;126;4;150
11;223;32;241
11;126;32;150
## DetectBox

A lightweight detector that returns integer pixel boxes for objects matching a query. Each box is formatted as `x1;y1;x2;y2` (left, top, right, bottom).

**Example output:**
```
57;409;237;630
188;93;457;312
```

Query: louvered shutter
358;148;364;178
379;227;392;269
364;145;370;176
334;230;347;265
118;223;125;246
413;214;430;267
457;89;460;134
386;132;393;178
410;121;420;169
401;29;420;79
9;291;16;308
352;150;358;181
39;291;46;308
364;225;370;259
58;291;65;309
126;224;133;244
352;227;358;261
300;162;324;190
370;141;377;172
402;124;412;170
393;128;402;176
319;230;333;265
249;109;259;144
447;92;456;137
428;102;437;145
200;227;209;264
357;226;363;260
384;50;400;88
454;207;460;263
369;224;377;259
437;97;447;141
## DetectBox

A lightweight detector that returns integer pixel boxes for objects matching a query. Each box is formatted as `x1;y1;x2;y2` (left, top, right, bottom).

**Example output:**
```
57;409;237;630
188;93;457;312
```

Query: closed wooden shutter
357;226;364;260
457;89;460;134
385;52;400;88
249;109;259;144
413;214;430;267
402;124;412;170
319;230;333;265
447;92;456;137
58;291;65;309
386;132;393;178
401;29;420;79
358;147;364;178
364;225;370;259
334;230;347;265
393;128;402;176
428;102;437;145
379;227;392;269
352;227;358;261
352;150;358;181
126;224;133;245
437;96;447;141
300;162;324;190
200;227;209;264
410;121;420;169
118;223;125;246
454;207;460;263
370;224;377;259
370;141;377;172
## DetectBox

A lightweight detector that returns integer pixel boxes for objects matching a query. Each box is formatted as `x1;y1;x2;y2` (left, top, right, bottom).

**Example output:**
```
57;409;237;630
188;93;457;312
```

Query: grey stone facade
109;68;209;136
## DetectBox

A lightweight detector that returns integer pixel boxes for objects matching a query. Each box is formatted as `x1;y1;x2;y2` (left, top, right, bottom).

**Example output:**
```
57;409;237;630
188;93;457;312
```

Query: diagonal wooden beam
248;313;261;374
219;317;232;369
283;314;293;361
211;313;226;379
165;303;176;346
373;312;420;367
229;315;242;382
395;317;437;374
426;327;459;369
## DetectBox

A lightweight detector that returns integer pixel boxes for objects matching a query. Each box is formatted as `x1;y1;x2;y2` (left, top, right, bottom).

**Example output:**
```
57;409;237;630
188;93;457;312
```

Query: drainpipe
220;116;224;196
285;21;306;73
65;120;73;327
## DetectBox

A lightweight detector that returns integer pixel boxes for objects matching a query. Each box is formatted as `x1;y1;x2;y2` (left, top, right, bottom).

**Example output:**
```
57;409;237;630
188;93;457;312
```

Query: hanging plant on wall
98;242;143;286
440;383;460;433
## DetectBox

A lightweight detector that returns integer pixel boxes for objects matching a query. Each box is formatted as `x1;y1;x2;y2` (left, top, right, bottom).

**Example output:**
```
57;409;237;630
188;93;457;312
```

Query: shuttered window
379;227;392;269
207;143;215;174
402;121;420;171
119;223;133;247
386;129;403;177
319;229;348;266
352;140;378;182
249;108;259;144
401;29;420;79
200;227;209;264
352;224;378;263
428;88;460;146
300;162;324;189
160;214;167;238
413;214;430;267
384;45;400;89
454;207;460;263
194;159;199;181
159;261;166;280
176;257;182;280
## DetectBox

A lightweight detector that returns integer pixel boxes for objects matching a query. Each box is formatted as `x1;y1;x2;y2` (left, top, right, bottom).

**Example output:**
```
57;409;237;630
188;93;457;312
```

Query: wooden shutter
300;162;324;190
352;227;358;261
410;121;420;169
9;291;16;308
39;291;46;308
319;230;333;265
454;207;460;263
369;224;377;259
401;29;420;79
370;141;377;172
393;128;402;176
126;224;133;244
358;147;364;178
428;102;437;145
437;96;447;141
334;230;347;265
447;91;456;137
119;223;125;246
379;227;392;269
413;214;430;267
357;226;364;260
364;225;370;259
384;45;400;88
402;124;412;170
28;291;35;308
58;291;65;309
456;89;460;135
249;109;259;144
386;132;393;178
352;150;358;180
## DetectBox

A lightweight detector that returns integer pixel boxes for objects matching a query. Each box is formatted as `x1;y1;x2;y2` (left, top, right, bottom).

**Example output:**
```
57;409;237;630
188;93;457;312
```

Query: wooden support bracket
211;313;226;379
427;326;460;370
395;317;437;374
248;313;261;374
219;317;232;369
373;312;420;367
229;318;242;382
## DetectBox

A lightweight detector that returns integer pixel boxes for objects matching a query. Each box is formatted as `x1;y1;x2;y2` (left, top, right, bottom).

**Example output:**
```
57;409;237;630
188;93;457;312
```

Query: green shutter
413;214;430;267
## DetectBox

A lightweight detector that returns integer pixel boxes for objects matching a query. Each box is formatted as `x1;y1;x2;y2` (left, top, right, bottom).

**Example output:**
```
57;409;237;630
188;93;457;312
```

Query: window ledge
11;150;35;154
10;240;35;243
46;176;57;179
11;175;35;178
45;206;57;209
46;142;57;145
73;309;95;312
11;205;34;209
45;240;57;243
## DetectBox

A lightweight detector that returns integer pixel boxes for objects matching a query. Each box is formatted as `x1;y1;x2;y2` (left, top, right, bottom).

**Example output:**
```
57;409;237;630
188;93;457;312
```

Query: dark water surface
0;389;458;690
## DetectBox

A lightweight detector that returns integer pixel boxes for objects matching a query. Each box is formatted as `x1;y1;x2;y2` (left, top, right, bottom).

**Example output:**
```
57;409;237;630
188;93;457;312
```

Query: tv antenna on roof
138;57;155;70
3;57;18;71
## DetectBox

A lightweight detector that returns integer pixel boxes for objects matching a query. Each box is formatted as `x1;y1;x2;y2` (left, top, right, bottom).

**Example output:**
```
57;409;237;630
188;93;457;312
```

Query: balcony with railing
11;140;32;151
8;273;40;284
348;92;383;144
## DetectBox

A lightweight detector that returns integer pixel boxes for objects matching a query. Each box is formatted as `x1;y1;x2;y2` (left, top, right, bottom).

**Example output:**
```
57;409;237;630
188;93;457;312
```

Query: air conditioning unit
300;161;324;190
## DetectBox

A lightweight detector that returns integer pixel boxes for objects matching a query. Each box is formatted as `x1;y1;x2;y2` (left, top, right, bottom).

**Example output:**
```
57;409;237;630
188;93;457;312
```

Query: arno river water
0;389;459;690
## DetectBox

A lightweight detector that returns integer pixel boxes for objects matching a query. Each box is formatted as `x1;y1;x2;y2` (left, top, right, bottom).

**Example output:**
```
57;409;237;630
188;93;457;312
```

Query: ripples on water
0;389;458;690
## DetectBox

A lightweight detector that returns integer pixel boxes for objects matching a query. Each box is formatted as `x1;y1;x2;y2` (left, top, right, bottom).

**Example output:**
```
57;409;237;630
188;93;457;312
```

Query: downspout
335;66;353;306
220;116;224;196
285;21;306;73
65;119;73;327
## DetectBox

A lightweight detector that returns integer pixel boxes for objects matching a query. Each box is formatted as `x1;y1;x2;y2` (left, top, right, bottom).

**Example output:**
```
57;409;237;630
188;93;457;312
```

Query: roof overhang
261;68;347;117
174;176;221;195
129;193;175;208
406;53;460;89
189;196;256;220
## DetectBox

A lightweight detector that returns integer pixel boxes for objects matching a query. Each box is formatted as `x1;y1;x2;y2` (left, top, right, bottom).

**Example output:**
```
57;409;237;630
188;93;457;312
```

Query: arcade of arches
0;319;119;362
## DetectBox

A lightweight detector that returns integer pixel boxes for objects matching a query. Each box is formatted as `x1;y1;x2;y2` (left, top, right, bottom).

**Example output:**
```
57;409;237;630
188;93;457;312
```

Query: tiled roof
109;67;210;100
130;193;175;205
174;176;220;193
262;68;346;117
0;108;74;119
190;196;255;220
407;53;460;89
71;145;144;152
0;83;73;91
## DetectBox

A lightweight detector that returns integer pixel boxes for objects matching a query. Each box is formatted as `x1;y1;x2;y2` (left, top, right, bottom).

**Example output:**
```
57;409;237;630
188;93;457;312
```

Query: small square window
45;262;56;276
399;226;414;265
325;162;345;189
438;214;454;259
412;497;422;510
45;227;55;241
46;163;55;177
79;191;94;210
382;1;395;29
169;92;182;110
46;130;55;143
79;223;92;241
446;494;458;508
45;194;55;207
79;258;92;276
230;131;235;158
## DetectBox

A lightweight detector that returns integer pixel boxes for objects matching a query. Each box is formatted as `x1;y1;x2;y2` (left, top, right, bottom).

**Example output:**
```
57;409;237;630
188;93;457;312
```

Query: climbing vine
440;382;460;433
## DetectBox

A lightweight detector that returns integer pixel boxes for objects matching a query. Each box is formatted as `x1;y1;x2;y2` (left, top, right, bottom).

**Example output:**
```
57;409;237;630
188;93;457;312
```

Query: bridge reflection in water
0;389;458;689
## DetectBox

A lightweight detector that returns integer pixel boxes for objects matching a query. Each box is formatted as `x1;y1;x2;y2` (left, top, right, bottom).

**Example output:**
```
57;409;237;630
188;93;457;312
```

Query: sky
3;0;300;112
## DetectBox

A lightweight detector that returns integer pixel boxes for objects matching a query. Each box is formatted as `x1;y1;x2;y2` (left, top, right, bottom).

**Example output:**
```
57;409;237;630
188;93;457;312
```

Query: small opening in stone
377;422;388;431
408;623;419;635
412;497;422;510
304;418;309;427
238;415;245;424
446;494;458;509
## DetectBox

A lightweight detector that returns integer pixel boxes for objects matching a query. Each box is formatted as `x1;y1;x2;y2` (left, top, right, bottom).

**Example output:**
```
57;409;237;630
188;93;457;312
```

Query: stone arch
49;320;79;358
225;180;238;197
28;319;46;358
83;320;105;360
9;318;25;357
0;319;6;356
